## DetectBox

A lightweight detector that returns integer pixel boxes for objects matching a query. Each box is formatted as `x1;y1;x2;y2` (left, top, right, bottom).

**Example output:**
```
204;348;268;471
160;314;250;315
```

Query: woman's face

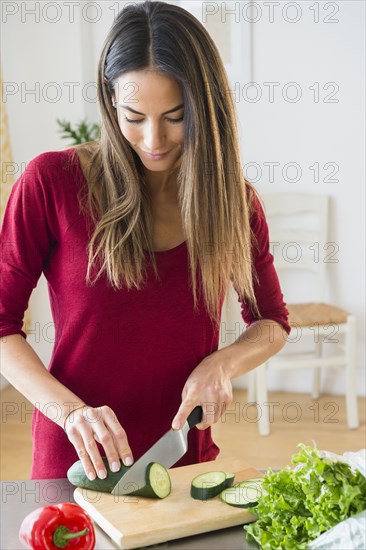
112;70;184;173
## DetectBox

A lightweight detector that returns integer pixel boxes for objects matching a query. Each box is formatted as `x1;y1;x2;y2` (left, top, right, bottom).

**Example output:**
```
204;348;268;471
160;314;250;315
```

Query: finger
66;424;101;481
99;406;134;469
105;407;133;466
92;424;123;474
196;401;225;430
195;405;214;431
78;421;110;479
68;406;110;479
172;399;197;430
204;400;221;423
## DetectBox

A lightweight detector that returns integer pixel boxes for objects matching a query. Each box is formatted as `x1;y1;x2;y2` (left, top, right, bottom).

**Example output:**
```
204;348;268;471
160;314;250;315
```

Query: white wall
223;0;366;396
1;1;365;395
1;1;89;389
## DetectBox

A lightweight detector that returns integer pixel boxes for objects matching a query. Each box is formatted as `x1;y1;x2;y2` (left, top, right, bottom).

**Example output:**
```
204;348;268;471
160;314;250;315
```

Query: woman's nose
143;121;166;152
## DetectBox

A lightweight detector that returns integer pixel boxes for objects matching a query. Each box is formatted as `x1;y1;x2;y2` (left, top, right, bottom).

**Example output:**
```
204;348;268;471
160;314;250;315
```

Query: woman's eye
124;117;143;124
168;117;184;124
124;116;184;124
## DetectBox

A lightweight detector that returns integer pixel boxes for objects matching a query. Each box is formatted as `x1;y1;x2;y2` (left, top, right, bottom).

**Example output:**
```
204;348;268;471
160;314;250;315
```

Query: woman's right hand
64;405;133;480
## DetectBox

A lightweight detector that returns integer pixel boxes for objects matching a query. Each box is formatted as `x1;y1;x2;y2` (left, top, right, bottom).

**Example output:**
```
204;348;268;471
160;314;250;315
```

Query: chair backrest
262;193;329;302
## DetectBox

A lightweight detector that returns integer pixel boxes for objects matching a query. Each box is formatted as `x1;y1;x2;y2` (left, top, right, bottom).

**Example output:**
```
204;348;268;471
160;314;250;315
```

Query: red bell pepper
19;502;96;549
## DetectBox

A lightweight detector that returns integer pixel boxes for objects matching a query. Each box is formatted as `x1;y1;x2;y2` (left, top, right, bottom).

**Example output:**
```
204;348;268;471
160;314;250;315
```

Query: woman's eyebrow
119;103;184;115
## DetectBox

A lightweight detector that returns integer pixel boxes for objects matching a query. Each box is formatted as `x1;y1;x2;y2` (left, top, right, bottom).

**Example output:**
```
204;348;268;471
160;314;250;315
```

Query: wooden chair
247;192;359;435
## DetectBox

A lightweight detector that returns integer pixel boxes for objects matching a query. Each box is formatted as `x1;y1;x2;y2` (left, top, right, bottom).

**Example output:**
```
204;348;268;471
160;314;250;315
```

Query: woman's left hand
171;351;234;430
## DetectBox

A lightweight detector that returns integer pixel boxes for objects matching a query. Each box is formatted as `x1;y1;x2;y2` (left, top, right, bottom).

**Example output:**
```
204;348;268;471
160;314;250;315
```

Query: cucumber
220;478;264;508
67;458;171;499
67;457;130;493
130;462;171;499
191;471;227;500
224;472;235;488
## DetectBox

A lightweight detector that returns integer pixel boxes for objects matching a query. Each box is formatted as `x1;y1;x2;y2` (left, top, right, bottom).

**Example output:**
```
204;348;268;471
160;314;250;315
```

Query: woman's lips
143;150;171;160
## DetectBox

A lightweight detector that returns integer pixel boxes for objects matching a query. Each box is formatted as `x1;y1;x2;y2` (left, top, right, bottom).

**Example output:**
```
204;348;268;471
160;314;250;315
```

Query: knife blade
111;406;203;496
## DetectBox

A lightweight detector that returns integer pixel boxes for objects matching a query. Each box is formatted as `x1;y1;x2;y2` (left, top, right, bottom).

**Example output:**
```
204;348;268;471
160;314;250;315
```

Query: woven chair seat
287;302;350;327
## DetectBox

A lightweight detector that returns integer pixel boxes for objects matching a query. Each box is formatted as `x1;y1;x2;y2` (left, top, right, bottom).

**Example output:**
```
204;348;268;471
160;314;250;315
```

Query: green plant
56;118;101;145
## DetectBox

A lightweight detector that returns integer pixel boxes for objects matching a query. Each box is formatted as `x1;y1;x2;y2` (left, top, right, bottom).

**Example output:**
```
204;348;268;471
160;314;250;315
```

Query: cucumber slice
224;472;235;488
220;478;264;508
191;471;227;500
132;462;171;499
234;477;263;488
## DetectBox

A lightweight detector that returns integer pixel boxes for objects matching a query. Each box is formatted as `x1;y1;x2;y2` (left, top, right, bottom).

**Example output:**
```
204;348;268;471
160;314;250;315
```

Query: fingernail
172;420;180;430
88;471;96;480
111;461;120;472
98;469;107;479
124;456;133;467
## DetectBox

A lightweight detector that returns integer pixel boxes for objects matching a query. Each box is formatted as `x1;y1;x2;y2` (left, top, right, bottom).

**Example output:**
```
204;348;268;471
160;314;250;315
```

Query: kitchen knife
111;406;203;496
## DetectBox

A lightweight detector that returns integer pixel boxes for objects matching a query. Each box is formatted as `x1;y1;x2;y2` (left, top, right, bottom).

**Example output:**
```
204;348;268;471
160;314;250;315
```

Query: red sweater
0;148;290;479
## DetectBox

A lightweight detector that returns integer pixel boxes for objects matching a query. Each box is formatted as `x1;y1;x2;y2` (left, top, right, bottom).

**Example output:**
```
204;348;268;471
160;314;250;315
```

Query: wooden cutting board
73;457;262;549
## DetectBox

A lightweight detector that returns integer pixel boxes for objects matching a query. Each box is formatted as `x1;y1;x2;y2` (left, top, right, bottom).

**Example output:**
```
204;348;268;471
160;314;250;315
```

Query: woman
0;1;290;481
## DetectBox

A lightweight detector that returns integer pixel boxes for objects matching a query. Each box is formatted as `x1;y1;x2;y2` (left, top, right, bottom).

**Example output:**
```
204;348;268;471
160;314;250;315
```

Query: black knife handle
187;406;203;429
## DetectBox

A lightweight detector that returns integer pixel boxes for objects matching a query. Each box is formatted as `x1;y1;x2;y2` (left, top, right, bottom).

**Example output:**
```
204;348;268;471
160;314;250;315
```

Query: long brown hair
71;0;262;330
